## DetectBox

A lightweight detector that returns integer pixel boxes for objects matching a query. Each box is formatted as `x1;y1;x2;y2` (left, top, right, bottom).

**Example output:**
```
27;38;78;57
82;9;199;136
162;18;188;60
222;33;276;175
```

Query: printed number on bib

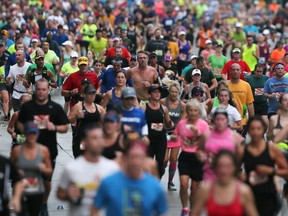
151;123;164;131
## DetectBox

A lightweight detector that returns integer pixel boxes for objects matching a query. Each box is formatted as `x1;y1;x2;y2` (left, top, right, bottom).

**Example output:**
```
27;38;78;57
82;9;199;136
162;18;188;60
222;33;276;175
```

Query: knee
180;181;189;191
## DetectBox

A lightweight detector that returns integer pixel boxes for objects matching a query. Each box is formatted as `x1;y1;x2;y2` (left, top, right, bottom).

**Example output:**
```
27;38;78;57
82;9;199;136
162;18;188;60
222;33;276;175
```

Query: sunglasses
193;92;203;97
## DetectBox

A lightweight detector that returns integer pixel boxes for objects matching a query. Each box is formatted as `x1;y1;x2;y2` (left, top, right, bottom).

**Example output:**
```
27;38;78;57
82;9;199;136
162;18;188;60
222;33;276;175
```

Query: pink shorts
167;140;181;148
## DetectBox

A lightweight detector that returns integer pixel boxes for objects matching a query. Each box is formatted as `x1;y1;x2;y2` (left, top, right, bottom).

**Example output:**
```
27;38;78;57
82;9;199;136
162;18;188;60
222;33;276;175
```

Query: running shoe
168;182;177;191
181;208;190;216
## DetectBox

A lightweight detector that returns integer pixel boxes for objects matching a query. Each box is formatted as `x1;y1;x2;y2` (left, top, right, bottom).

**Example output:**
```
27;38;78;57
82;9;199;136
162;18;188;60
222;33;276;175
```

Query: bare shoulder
160;98;166;105
239;182;253;199
96;104;106;113
270;114;277;123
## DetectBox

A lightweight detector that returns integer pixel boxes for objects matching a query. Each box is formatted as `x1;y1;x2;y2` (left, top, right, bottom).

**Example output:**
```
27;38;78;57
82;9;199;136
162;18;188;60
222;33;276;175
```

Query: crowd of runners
0;0;288;216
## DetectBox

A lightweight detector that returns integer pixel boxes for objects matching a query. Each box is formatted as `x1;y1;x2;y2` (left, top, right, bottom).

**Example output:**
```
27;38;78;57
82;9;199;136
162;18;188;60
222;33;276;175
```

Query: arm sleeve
263;80;270;94
58;166;71;190
232;107;242;122
62;76;73;91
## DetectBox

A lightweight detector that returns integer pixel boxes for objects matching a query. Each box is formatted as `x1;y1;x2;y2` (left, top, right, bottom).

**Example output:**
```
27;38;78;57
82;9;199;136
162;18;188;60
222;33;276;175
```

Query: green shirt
208;54;227;78
61;62;79;74
246;75;269;104
0;66;5;83
88;37;107;56
26;64;56;78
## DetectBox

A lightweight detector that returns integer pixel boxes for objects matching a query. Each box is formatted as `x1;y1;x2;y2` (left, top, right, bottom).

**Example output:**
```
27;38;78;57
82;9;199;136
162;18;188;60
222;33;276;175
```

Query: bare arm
163;106;174;129
100;91;112;108
191;184;209;216
241;184;259;216
97;105;106;124
39;146;53;176
230;120;243;131
267;116;276;141
48;71;58;88
247;103;254;118
68;103;81;124
209;78;218;91
7;112;19;139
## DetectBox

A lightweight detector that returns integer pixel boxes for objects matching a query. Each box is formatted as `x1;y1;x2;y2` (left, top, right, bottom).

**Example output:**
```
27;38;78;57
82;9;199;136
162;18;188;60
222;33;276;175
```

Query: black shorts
0;83;7;91
254;103;268;116
178;151;203;181
64;96;71;102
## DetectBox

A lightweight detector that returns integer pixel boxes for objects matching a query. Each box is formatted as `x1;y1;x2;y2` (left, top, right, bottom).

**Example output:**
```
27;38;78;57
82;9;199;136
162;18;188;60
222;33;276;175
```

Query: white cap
190;55;197;60
31;38;38;43
70;51;78;58
235;22;243;28
263;29;270;35
63;25;69;30
179;31;186;36
205;39;212;44
192;69;201;76
62;40;73;47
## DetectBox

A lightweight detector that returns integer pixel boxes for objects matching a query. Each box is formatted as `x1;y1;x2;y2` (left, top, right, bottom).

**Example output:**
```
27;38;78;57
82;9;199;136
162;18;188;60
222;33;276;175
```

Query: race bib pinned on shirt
151;123;164;131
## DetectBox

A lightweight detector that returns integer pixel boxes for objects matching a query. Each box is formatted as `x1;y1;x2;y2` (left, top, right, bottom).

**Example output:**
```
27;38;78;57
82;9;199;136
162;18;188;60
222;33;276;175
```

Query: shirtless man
126;51;158;102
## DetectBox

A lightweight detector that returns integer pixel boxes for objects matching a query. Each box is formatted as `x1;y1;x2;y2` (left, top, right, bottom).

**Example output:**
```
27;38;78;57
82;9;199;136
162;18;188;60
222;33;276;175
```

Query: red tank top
206;182;244;216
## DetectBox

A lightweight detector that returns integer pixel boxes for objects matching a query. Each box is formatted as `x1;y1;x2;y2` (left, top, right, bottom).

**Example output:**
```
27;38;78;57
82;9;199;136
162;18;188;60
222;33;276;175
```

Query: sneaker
181;208;190;216
40;204;49;216
168;182;177;191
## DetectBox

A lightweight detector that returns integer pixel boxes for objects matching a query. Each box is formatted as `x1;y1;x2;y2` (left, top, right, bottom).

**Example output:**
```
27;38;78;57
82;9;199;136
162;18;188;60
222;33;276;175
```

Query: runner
160;81;186;191
142;85;174;178
68;85;105;158
57;125;119;216
171;99;209;216
91;141;168;216
192;150;259;216
11;121;52;216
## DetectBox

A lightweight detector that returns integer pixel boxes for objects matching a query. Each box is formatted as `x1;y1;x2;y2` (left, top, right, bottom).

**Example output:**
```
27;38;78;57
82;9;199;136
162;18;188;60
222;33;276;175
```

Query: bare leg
180;175;190;208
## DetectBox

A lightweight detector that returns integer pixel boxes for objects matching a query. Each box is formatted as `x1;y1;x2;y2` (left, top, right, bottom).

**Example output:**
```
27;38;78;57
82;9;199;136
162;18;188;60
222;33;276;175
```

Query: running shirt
208;54;227;79
221;59;251;80
121;107;147;136
210;105;241;127
242;44;257;71
246;74;269;105
58;156;119;216
61;62;79;76
174;119;209;153
0;66;5;84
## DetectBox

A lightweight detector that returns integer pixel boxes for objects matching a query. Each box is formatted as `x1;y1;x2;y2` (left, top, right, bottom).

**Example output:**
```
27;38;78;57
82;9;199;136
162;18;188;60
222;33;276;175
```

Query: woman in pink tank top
198;108;244;181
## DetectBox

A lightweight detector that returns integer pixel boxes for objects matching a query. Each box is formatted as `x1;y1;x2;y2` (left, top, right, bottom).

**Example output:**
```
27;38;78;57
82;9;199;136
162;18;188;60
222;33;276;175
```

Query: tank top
165;98;181;134
243;142;276;194
178;40;190;60
107;88;122;110
242;44;257;71
206;182;244;216
63;51;71;64
275;115;283;129
102;135;122;159
76;102;101;138
145;103;166;141
16;146;45;195
188;82;207;102
127;26;137;43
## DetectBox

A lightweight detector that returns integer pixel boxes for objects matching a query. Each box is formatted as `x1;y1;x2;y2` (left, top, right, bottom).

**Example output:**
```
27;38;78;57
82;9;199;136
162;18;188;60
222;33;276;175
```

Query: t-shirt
210;105;241;127
263;77;288;114
30;50;59;65
242;44;258;71
228;80;254;125
174;119;209;153
246;75;269;104
7;62;31;99
61;62;79;74
208;54;227;78
62;71;99;94
145;39;168;61
198;30;213;48
121;107;147;136
221;59;251;80
270;49;286;68
93;171;168;216
18;99;69;158
88;37;108;56
58;156;119;216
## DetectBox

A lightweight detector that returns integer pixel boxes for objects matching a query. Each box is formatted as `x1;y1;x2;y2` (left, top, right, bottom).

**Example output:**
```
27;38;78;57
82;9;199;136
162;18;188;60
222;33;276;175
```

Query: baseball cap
31;38;38;43
84;85;96;94
205;39;212;44
81;78;91;85
232;48;241;53
149;52;157;59
62;40;73;47
113;58;122;65
263;29;270;35
276;40;284;46
192;69;201;76
70;51;78;58
191;86;204;95
104;111;120;122
63;25;69;30
35;49;45;60
24;121;39;134
190;55;197;60
235;22;243;28
78;56;88;65
130;56;137;61
122;87;136;98
165;55;172;61
148;85;162;94
179;31;186;36
1;29;8;36
113;37;120;42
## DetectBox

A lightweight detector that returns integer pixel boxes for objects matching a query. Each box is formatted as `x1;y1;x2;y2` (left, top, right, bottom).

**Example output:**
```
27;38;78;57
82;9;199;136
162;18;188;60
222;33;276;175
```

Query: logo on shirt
34;115;50;129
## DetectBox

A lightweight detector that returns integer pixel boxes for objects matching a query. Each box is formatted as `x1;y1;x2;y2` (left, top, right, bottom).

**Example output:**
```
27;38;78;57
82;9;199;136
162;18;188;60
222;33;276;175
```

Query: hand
142;81;151;88
170;135;178;142
70;88;79;96
141;136;150;146
46;122;56;131
256;165;273;175
9;197;21;213
190;125;199;136
12;132;17;140
76;110;85;119
196;150;206;162
67;184;81;200
38;163;46;173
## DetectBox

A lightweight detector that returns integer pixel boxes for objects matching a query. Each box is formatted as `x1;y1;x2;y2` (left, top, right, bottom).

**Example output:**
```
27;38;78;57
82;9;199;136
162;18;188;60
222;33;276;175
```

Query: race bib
249;171;269;186
24;177;41;193
179;53;187;61
151;123;164;131
155;50;163;56
183;137;198;147
254;88;263;96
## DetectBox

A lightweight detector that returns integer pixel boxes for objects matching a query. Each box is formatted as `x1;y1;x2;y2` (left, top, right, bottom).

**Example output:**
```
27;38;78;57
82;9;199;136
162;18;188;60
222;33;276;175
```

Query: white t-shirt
58;156;119;216
7;62;31;99
210;104;241;126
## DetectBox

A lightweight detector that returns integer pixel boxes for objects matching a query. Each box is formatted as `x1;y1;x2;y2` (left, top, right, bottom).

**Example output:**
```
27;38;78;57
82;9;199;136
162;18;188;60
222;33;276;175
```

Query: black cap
130;56;137;61
84;85;96;94
81;78;91;85
149;52;157;59
148;85;162;94
191;86;204;95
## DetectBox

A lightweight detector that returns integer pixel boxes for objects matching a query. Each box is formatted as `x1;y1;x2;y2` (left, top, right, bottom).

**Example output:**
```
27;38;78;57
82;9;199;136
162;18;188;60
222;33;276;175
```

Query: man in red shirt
221;48;251;80
106;37;131;62
61;56;99;107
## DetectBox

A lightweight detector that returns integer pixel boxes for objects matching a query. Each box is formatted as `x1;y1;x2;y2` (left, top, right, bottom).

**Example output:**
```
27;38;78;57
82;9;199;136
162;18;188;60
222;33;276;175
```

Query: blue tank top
108;88;122;108
178;40;190;60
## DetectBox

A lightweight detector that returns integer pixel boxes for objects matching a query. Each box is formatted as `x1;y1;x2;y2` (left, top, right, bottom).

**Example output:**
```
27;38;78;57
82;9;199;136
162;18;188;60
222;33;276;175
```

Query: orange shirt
270;48;286;68
198;30;213;48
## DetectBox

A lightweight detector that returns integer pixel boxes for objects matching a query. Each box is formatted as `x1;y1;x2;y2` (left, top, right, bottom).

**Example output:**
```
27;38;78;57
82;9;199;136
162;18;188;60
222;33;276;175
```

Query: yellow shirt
168;41;179;61
0;66;4;83
88;37;108;57
80;24;97;42
228;80;254;125
242;44;257;71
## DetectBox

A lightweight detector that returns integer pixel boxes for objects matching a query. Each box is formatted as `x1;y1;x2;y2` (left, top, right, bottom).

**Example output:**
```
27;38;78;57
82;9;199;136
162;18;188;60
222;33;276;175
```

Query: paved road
1;88;183;216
